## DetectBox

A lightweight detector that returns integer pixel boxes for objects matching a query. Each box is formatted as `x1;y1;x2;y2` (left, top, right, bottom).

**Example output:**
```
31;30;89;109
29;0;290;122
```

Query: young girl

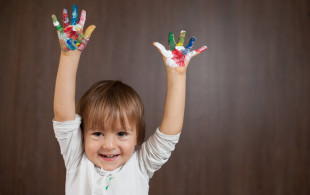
52;5;207;195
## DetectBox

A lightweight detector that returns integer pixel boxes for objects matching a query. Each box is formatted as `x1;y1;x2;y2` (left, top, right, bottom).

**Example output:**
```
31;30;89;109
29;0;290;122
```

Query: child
52;5;207;195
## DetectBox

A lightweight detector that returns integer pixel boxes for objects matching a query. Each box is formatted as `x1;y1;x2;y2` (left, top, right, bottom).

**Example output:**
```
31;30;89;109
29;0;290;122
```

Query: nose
102;135;116;150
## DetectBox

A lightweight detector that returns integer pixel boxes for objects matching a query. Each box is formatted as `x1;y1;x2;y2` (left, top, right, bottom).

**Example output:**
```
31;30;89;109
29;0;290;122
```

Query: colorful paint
52;15;62;31
185;37;196;50
63;9;69;28
52;5;95;52
195;46;207;53
105;177;114;190
71;5;78;25
172;48;186;67
78;25;96;50
78;10;86;28
176;30;186;46
168;32;176;51
153;30;207;68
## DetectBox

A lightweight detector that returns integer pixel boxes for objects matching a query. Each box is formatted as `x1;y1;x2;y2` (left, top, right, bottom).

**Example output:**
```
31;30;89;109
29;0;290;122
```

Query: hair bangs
83;90;137;132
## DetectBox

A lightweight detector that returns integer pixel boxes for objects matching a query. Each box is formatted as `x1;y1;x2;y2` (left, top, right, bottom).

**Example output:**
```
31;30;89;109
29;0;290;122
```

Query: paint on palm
153;30;207;68
52;5;95;52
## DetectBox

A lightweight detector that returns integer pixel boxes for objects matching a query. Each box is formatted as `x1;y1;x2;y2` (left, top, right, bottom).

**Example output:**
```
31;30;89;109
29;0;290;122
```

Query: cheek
84;138;100;154
121;137;137;153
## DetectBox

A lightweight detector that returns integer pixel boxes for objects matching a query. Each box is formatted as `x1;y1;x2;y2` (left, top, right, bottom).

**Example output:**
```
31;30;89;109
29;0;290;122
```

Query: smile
99;154;120;161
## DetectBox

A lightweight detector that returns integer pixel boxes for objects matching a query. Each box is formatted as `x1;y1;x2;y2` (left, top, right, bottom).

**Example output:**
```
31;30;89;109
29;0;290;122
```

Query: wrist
166;66;187;77
59;50;81;69
60;50;82;57
166;69;186;85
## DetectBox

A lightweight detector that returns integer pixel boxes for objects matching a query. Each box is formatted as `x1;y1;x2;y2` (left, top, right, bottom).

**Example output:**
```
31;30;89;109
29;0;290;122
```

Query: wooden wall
0;0;309;194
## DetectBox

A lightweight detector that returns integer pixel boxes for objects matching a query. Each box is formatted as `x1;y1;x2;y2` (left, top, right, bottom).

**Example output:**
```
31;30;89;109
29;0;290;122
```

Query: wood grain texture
0;0;309;194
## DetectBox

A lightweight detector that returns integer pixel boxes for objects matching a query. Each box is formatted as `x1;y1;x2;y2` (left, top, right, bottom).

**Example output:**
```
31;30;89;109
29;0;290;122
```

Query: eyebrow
114;128;134;132
88;128;134;132
88;129;104;132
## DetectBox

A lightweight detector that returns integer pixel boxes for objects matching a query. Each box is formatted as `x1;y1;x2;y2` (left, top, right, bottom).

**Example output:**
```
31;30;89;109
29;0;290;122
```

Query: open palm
52;5;95;52
153;31;207;71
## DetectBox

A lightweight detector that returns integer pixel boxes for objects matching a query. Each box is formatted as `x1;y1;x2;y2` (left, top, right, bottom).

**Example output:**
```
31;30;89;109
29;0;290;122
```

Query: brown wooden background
0;0;309;194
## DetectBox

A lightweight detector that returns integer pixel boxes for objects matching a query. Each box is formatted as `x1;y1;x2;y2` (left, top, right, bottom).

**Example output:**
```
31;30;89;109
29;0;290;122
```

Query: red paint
78;38;88;50
64;26;79;40
172;49;186;67
63;10;69;28
195;46;207;53
78;10;86;27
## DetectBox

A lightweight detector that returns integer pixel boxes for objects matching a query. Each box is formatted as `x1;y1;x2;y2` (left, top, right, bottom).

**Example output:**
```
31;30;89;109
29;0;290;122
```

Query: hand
153;30;207;73
51;5;96;53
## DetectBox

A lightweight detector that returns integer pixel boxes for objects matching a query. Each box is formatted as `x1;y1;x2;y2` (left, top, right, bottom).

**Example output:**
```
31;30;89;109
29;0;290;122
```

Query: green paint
105;177;114;191
168;32;176;51
52;15;62;31
177;30;186;46
76;34;84;43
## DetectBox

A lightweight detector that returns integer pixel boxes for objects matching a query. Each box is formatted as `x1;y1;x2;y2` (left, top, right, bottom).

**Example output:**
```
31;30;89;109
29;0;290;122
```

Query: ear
134;140;139;151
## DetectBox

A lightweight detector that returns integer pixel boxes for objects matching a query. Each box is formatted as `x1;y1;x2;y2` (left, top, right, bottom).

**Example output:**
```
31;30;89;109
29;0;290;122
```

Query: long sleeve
53;114;83;171
137;128;181;178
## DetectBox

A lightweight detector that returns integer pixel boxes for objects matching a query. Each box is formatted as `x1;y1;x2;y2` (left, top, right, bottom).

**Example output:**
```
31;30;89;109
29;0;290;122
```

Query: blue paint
71;5;78;25
66;39;76;50
185;36;196;50
182;49;188;55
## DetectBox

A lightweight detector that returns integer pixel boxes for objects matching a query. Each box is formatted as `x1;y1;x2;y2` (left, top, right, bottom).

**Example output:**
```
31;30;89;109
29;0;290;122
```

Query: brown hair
76;80;145;145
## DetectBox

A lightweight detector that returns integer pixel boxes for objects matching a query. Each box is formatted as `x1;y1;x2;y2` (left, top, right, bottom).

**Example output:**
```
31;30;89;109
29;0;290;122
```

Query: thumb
84;25;96;40
153;42;170;58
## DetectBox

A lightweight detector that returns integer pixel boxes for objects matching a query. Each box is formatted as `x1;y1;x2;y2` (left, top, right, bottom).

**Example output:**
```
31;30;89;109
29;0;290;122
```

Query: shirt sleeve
53;114;83;171
137;128;181;178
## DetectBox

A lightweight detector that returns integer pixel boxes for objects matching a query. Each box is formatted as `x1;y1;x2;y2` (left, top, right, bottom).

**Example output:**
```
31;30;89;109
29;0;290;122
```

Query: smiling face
76;81;146;170
83;117;137;171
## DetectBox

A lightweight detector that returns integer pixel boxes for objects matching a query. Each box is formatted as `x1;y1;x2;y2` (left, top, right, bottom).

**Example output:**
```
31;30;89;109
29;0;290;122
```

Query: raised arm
153;31;207;135
52;5;95;121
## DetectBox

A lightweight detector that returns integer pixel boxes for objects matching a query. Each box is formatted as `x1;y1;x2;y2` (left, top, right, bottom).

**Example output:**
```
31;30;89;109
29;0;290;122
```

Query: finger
71;5;78;25
168;32;176;51
84;25;96;39
52;15;63;31
195;46;207;54
176;30;186;46
185;36;196;50
78;25;96;51
187;46;208;58
78;10;86;29
63;9;69;28
153;42;168;57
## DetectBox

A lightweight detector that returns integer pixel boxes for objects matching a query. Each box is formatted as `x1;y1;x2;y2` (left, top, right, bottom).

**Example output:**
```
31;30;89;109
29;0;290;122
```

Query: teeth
103;155;118;158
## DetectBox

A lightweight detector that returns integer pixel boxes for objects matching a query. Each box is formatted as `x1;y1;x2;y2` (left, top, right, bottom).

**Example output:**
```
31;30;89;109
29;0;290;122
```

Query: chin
103;166;117;171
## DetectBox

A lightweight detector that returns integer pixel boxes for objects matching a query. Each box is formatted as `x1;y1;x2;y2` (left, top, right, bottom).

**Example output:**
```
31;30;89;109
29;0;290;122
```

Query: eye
117;132;127;137
93;132;103;137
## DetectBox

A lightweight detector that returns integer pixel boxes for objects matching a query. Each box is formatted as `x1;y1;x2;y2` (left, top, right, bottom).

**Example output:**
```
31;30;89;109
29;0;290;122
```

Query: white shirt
53;115;180;195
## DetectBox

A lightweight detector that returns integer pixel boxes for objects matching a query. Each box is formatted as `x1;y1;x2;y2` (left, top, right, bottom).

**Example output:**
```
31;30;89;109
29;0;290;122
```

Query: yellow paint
84;25;96;39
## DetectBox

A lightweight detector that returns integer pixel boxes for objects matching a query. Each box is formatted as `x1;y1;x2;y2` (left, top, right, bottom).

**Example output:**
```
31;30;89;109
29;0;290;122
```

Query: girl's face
83;118;137;171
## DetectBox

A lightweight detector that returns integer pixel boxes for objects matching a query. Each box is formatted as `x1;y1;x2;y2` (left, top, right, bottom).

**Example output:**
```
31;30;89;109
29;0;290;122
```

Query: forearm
154;30;207;135
159;70;186;135
53;51;81;121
